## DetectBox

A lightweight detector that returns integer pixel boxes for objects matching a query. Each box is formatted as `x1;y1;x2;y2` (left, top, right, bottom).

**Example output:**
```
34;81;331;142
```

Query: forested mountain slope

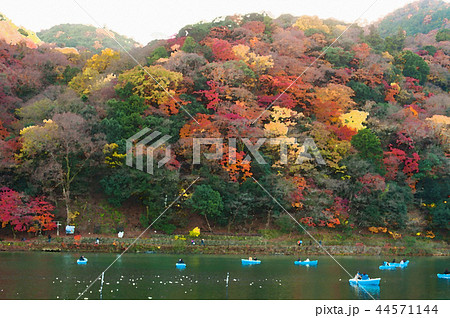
0;8;448;238
37;23;140;53
377;0;450;37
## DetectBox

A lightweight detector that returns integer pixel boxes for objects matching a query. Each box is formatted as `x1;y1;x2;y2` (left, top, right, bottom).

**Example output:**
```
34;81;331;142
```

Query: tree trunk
62;186;71;224
64;153;71;225
204;214;212;232
266;209;271;228
228;213;237;233
227;219;232;233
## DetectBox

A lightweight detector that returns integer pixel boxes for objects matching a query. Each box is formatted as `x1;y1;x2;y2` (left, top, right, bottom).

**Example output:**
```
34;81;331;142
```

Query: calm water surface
0;252;448;300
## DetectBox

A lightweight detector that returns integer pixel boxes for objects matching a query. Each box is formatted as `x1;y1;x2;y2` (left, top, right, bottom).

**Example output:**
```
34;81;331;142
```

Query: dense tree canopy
0;7;448;237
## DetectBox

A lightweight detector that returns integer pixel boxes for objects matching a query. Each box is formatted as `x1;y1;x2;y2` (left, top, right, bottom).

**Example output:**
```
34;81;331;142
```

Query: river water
0;252;448;300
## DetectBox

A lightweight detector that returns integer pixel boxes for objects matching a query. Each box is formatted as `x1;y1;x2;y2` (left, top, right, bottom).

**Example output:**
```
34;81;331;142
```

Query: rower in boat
177;258;185;264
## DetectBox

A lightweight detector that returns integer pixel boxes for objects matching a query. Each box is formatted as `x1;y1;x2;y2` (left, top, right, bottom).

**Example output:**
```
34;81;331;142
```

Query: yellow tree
264;106;298;137
117;65;183;114
69;48;120;95
232;44;274;75
339;110;369;131
426;115;450;153
313;84;356;124
293;16;330;33
310;123;351;174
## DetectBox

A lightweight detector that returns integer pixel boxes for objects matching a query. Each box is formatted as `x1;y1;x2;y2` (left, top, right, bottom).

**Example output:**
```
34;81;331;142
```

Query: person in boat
79;256;85;261
354;272;362;280
399;260;404;265
177;258;184;264
305;258;310;262
297;258;301;262
444;268;450;274
248;257;253;261
392;258;396;263
253;257;258;261
361;273;369;280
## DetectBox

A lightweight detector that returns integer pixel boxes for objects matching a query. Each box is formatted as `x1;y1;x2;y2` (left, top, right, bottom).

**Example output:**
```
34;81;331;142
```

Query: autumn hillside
377;0;450;37
37;24;140;54
0;12;41;48
0;3;449;241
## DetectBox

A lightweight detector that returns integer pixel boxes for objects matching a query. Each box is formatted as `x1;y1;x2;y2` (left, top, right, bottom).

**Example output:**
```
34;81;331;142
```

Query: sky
1;0;426;44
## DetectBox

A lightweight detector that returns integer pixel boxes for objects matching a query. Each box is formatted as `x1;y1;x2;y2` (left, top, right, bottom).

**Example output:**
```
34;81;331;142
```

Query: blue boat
294;260;318;266
437;274;450;279
77;258;88;265
382;260;409;268
349;278;380;286
379;264;397;270
176;263;186;268
241;259;261;265
391;260;409;267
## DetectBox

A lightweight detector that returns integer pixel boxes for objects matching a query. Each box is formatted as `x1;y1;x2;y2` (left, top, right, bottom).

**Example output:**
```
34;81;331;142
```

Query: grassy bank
0;233;448;256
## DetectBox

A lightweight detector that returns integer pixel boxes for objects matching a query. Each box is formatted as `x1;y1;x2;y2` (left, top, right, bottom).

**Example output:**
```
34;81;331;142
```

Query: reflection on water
0;253;448;300
350;284;381;300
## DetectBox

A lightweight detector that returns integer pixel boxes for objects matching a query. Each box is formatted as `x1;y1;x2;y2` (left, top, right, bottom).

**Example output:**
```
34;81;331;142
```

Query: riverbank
0;233;448;256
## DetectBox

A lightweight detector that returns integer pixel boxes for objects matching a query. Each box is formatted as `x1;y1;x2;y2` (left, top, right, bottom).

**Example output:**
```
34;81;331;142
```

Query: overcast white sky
1;0;429;44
